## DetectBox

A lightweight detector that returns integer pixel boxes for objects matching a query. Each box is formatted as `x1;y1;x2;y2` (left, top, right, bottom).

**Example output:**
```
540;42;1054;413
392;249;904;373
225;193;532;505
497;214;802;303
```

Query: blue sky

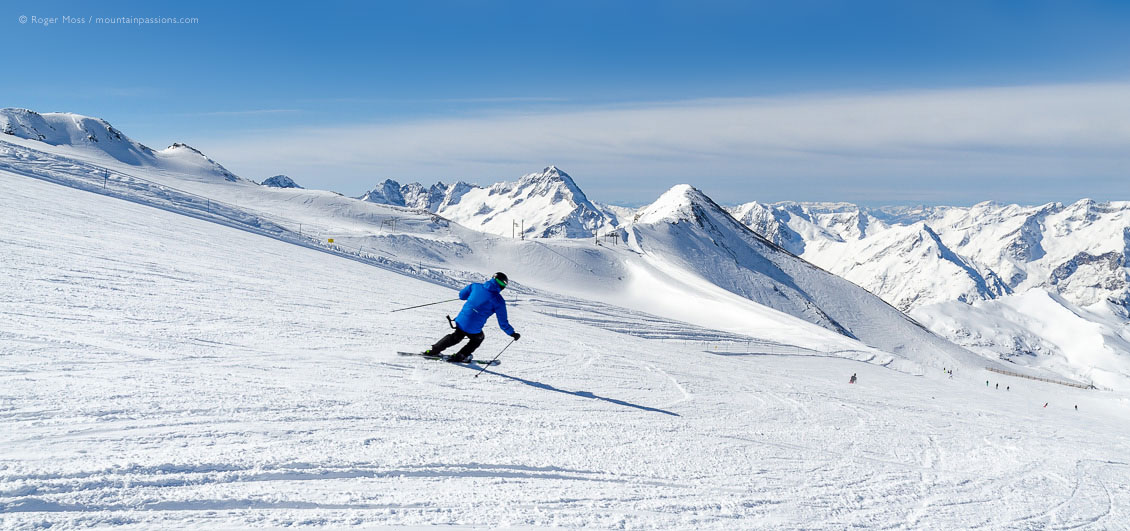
6;0;1130;205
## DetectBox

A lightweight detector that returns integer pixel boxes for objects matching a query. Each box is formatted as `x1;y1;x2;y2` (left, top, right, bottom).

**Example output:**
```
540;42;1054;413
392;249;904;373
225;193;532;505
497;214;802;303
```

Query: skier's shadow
475;368;680;417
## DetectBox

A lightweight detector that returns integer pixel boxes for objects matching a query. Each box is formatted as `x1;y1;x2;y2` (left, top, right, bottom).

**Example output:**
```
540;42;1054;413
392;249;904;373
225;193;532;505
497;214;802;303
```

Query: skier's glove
510;332;521;341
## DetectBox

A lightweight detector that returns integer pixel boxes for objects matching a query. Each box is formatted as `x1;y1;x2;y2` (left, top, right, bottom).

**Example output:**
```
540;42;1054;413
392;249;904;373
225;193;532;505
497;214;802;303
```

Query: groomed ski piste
2;125;1130;528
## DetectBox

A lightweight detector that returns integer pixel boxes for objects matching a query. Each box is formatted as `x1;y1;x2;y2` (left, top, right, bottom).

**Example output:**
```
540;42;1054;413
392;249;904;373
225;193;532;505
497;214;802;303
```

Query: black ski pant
431;325;485;358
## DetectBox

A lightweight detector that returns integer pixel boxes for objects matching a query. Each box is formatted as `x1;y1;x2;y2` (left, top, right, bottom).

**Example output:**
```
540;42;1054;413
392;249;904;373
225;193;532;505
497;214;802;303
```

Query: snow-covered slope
1;108;241;183
1;107;155;165
155;142;240;182
0;122;989;378
912;290;1130;390
0;135;817;358
627;185;990;372
631;186;850;334
5;155;1130;529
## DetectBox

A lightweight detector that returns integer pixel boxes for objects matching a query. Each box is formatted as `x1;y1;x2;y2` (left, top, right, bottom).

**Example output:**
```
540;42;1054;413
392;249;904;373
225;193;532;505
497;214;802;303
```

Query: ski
396;351;500;366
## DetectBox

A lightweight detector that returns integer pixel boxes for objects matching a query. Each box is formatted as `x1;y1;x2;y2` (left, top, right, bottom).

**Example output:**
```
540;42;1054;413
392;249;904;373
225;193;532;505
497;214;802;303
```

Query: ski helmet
493;272;509;289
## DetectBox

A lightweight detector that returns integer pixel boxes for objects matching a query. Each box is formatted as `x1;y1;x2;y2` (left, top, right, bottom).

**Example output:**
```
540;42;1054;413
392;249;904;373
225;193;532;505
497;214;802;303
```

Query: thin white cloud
433;96;570;103
198;82;1130;202
189;109;302;116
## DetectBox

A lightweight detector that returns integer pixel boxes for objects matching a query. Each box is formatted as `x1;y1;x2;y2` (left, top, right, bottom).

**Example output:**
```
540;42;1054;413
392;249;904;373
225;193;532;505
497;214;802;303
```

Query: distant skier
849;373;857;384
423;272;520;362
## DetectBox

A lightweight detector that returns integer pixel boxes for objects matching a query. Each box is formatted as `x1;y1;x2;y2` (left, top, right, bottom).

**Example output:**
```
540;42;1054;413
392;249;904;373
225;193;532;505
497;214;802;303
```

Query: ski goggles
494;277;508;289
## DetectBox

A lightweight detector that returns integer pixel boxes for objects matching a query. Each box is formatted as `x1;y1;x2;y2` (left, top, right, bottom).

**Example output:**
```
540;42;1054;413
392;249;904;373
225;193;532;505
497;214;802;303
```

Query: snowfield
4;159;1130;528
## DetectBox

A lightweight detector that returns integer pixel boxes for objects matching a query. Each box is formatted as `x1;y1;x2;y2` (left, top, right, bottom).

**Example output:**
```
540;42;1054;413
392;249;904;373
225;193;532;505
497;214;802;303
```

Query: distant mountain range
726;200;1130;388
728;200;1128;314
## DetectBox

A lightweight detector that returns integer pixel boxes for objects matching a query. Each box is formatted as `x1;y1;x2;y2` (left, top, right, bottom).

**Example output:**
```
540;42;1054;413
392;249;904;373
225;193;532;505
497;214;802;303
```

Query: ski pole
390;298;460;313
474;339;516;378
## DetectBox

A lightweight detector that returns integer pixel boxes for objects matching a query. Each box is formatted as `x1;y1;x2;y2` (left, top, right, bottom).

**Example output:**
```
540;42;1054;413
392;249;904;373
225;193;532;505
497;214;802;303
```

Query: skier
424;272;520;362
849;373;857;384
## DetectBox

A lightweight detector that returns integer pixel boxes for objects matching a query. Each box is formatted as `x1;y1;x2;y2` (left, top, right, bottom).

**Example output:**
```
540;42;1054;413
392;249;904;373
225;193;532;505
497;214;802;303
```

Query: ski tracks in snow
1007;459;1128;529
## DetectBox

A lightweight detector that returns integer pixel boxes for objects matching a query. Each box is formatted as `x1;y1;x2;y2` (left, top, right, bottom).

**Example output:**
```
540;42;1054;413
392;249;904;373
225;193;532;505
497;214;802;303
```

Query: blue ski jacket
454;280;515;335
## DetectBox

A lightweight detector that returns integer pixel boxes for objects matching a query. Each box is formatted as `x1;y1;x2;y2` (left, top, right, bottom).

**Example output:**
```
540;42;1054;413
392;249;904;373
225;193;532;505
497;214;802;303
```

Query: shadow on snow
473;367;680;417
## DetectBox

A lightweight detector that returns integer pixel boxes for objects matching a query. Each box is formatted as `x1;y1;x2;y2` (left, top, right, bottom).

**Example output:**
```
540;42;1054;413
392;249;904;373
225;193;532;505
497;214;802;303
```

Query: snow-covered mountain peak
438;166;613;238
1;108;155;165
633;184;768;241
532;165;579;189
156;142;241;182
360;179;407;205
971;200;1004;209
917;221;942;241
493;166;592;206
634;184;711;225
1059;198;1110;226
163;142;205;155
359;179;453;211
261;175;303;189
